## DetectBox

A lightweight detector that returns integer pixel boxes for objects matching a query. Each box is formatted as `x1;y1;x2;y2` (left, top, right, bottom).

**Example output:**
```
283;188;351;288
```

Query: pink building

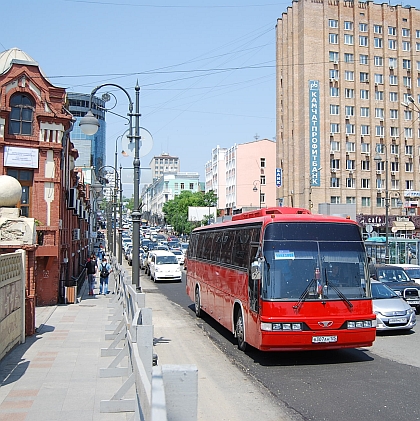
206;139;277;214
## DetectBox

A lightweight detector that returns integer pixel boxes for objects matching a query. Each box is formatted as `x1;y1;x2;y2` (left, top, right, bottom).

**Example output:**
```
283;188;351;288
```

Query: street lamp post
374;145;390;264
80;83;142;291
253;180;262;208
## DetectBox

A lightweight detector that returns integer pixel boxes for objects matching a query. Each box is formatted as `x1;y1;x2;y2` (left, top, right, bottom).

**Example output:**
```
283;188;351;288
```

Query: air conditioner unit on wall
72;229;80;241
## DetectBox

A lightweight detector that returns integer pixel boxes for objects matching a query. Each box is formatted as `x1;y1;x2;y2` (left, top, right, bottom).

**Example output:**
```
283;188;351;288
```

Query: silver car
371;280;416;331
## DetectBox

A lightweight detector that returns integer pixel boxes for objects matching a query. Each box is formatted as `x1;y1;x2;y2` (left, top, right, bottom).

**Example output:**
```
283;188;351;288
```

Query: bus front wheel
235;310;247;351
195;287;201;318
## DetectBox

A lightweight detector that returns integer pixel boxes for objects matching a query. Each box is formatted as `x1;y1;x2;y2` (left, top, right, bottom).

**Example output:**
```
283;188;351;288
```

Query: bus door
249;244;260;313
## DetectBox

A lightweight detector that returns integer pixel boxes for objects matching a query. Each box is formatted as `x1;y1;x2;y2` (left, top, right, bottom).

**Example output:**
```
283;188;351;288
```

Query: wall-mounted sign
276;168;282;187
4;146;39;169
309;80;321;187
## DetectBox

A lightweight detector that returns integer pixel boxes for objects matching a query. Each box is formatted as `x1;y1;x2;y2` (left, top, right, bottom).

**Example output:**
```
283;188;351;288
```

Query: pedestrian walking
99;257;112;295
85;253;97;296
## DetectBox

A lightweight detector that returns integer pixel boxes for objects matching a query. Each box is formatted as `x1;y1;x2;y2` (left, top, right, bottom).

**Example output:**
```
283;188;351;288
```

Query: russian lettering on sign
309;80;321;187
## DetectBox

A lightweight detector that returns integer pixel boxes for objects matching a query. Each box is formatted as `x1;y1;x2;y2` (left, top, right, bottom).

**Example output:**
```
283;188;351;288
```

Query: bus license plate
389;317;407;324
312;335;337;344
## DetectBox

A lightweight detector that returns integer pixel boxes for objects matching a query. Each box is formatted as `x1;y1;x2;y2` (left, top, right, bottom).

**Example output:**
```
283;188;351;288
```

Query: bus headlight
261;322;302;331
347;319;376;329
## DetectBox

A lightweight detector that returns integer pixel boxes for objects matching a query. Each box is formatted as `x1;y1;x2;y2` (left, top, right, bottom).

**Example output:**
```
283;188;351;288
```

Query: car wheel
235;309;247;352
195;287;201;318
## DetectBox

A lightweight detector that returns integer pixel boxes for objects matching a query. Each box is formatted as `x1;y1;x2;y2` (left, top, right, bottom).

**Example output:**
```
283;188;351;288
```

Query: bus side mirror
251;260;262;280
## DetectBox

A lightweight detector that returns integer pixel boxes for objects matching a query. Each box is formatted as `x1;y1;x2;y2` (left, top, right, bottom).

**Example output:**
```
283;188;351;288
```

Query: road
141;265;420;421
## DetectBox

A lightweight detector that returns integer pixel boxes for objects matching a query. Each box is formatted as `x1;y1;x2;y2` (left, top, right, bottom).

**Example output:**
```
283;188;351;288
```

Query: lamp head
253;186;258;192
408;95;415;104
79;110;100;135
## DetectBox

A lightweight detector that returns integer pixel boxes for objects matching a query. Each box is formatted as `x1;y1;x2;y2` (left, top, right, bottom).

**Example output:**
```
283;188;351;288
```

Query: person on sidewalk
85;253;97;296
99;257;112;295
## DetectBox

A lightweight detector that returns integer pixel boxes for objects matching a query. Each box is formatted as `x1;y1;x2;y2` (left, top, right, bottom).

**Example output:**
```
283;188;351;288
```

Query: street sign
276;168;282;187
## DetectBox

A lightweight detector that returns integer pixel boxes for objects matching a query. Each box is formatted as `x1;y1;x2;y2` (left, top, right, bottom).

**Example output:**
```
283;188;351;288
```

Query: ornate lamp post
253;180;262;208
80;83;142;291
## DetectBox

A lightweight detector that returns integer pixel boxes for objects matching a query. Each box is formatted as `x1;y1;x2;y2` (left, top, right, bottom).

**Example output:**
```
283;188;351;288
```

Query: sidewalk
0;266;291;421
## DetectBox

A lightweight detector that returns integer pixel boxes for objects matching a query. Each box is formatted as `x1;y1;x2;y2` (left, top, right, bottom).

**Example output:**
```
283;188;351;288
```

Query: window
346;159;355;169
330;178;340;188
390;127;399;137
345;106;355;116
9;94;34;135
388;26;396;36
402;28;410;37
376;143;385;154
389;57;397;68
329;51;339;62
377;196;385;207
359;36;368;47
404;110;413;120
374;38;383;48
403;59;411;69
360;107;369;117
376;179;384;190
361;160;370;171
346;124;355;135
405;162;413;172
361;125;370;135
260;175;266;185
260;158;265;168
389;92;398;102
331;196;341;204
330;104;339;115
330;123;340;133
344;21;353;30
388;39;397;50
373;25;383;34
330;141;340;152
416;30;420;38
375;108;384;118
417;43;420;52
329;33;339;44
402;41;410;52
404;127;413;139
345;88;354;99
6;169;33;216
361;179;370;189
360;72;369;83
180;183;185;190
362;197;371;206
346;179;356;188
346;142;355;152
390;144;399;155
403;76;411;88
359;54;368;65
361;143;370;154
359;23;368;32
360;89;369;100
345;71;354;81
374;56;383;66
330;69;339;79
389;75;398;85
374;74;383;84
390;109;398;119
189;183;194;190
330;87;339;97
390;161;399;172
344;34;354;45
346;197;356;204
376;126;384;137
330;159;340;169
406;180;414;190
375;90;384;101
344;53;354;63
329;19;338;28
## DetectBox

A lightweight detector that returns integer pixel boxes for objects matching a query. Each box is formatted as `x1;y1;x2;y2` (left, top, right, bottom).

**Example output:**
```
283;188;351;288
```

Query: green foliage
162;190;218;235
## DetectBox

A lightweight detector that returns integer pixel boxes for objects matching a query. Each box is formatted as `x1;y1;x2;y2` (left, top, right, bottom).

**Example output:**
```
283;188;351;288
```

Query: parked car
370;264;420;313
371;280;416;331
171;249;185;265
388;264;420;284
149;250;182;282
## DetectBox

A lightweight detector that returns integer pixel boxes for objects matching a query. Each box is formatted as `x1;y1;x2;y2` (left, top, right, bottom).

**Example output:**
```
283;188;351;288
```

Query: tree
162;190;218;235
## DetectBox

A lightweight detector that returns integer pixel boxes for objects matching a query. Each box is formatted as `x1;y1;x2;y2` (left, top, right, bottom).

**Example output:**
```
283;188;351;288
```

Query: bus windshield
262;223;369;301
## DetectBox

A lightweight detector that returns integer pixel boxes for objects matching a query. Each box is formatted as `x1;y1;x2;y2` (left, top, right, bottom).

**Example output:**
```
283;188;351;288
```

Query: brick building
276;1;420;230
0;48;89;331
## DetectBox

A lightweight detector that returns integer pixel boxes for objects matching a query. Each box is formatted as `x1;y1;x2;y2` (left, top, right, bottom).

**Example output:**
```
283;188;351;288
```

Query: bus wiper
324;268;353;310
293;277;316;312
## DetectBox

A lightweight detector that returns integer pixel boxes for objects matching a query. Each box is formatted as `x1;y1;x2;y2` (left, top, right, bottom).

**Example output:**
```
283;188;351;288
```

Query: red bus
186;207;376;352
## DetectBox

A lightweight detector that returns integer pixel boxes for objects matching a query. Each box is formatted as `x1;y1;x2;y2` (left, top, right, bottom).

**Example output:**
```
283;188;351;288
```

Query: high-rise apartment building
149;152;180;181
67;93;106;170
276;1;420;225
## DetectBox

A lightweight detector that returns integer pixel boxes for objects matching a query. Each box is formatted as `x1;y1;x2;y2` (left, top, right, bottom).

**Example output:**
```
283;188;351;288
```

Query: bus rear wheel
235;310;247;351
195;287;201;318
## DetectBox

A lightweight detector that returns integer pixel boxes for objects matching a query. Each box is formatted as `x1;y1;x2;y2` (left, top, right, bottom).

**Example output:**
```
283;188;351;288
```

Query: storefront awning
392;221;415;231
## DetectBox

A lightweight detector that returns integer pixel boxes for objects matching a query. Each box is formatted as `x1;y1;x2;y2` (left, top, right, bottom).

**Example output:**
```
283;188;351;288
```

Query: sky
2;0;419;194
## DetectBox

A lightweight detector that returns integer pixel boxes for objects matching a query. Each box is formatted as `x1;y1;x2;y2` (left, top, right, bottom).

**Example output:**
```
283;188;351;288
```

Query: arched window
9;94;34;135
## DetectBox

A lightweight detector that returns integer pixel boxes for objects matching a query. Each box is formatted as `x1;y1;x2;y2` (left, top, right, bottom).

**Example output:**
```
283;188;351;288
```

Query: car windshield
156;256;178;265
261;223;369;301
371;282;399;299
376;268;411;283
404;267;420;279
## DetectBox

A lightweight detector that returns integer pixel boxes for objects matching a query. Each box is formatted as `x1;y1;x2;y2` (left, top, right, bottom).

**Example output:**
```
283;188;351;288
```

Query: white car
371;280;416;331
171;249;185;265
149;250;182;282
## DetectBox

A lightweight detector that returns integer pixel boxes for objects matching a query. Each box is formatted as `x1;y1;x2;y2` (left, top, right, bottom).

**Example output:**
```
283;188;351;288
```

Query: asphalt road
149;269;420;421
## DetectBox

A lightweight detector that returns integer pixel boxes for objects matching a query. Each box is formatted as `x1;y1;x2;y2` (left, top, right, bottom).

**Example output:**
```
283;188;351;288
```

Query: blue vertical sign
309;80;321;187
276;168;282;187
